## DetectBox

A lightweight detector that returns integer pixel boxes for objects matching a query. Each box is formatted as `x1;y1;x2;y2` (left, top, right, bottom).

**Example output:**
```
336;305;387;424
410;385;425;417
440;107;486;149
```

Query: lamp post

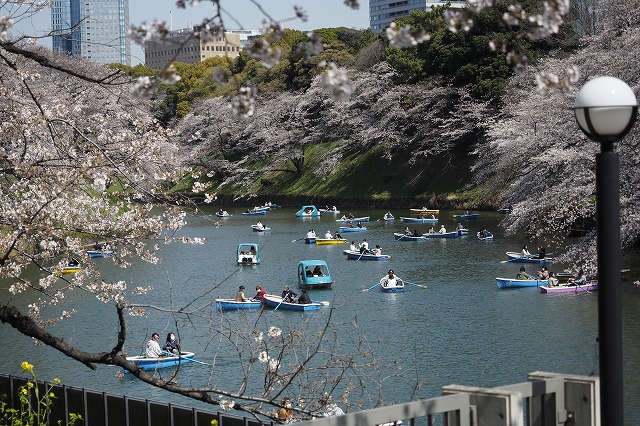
574;76;637;425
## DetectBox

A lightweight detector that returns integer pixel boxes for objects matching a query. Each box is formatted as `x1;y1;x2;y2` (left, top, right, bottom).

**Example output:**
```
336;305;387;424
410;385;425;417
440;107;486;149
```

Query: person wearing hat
297;289;311;304
438;224;447;234
236;285;248;302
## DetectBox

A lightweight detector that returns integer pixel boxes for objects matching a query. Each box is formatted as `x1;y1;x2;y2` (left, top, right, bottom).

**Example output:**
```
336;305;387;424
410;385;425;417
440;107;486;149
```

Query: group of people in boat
144;332;181;358
349;239;382;255
235;284;312;305
515;265;587;287
520;245;546;259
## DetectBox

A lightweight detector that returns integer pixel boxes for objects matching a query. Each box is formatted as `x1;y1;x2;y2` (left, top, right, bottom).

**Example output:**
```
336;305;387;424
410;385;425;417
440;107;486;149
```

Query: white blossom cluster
319;62;355;102
229;86;257;118
385;22;430;48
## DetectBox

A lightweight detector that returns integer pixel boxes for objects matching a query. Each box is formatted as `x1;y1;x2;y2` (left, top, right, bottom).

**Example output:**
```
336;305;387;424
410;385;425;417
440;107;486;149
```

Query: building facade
369;0;467;33
144;28;260;70
51;0;131;65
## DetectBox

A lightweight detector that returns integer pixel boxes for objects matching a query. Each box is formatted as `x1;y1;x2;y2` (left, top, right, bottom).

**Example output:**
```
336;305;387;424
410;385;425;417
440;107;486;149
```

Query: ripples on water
1;206;639;421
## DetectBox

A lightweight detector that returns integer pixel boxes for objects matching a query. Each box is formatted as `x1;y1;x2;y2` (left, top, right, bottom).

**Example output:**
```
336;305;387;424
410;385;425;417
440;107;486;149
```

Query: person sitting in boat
236;286;248;302
325;230;333;239
428;226;435;234
93;242;103;250
521;245;532;258
298;289;312;304
348;213;354;219
68;258;80;267
372;245;382;255
335;230;342;239
256;221;264;230
145;333;163;358
348;221;355;228
306;229;316;238
439;225;447;234
380;269;401;288
357;222;363;228
306;267;313;277
536;246;546;259
412;229;422;237
404;226;411;235
430;214;436;219
359;239;369;254
332;205;337;211
282;285;297;302
162;332;180;355
537;266;550;280
254;285;267;301
547;272;559;287
349;241;357;251
340;214;347;221
249;246;256;255
516;266;529;280
417;213;424;219
246;208;251;213
218;209;224;215
457;223;464;231
313;265;323;276
569;269;587;286
479;228;490;238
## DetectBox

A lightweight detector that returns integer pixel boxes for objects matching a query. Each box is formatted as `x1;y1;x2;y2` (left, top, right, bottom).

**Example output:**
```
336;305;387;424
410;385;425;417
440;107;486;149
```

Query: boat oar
404;280;428;289
191;359;213;366
274;298;284;310
500;257;520;264
575;282;590;294
291;237;305;243
363;282;381;292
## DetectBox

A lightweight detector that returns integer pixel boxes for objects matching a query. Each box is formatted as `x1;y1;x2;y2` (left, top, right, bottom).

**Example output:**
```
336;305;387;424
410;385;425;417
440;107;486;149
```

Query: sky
11;0;371;66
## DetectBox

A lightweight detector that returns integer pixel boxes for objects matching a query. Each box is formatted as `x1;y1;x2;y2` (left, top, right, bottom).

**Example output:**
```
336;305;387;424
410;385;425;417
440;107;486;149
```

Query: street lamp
574;76;638;426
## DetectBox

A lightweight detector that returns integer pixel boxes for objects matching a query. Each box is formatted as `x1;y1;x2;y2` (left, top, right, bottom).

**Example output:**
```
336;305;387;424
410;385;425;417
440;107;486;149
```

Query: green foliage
108;63;154;78
385;2;579;100
0;362;82;426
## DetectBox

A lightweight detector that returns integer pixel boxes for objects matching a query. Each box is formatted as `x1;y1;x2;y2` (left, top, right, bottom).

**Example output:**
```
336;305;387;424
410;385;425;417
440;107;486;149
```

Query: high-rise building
369;0;467;33
51;0;131;66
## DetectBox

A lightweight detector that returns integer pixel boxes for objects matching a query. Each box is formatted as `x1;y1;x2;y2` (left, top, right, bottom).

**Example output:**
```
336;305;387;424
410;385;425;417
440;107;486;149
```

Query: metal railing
0;371;599;426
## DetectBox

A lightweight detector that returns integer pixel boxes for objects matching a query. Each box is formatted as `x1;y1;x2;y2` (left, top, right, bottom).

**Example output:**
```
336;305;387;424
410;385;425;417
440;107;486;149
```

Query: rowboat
295;205;320;217
263;294;324;311
457;228;469;236
380;277;404;293
496;277;548;289
423;231;458;239
505;252;553;264
539;282;598;294
383;212;395;221
335;216;370;223
251;224;270;232
319;208;340;214
87;250;114;258
126;352;195;371
339;226;367;233
314;238;347;245
496;208;510;214
393;233;426;241
237;243;259;265
215;211;231;217
400;217;438;223
242;209;267;216
298;260;333;289
215;298;262;311
477;231;493;241
410;208;439;214
342;249;390;261
304;236;316;244
454;213;480;220
48;265;82;275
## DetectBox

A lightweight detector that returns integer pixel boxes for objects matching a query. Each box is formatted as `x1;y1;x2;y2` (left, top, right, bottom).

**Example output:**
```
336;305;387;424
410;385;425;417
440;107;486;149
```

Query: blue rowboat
383;213;395;221
342;249;390;261
298;260;333;289
295;205;320;217
126;352;195;371
237;243;259;265
263;294;324;311
423;231;458;239
339;226;367;233
215;298;262;311
497;208;510;214
454;213;480;220
505;252;553;264
335;216;370;223
380;277;404;293
496;277;548;289
400;217;438;223
87;250;114;258
409;208;440;214
305;237;317;244
393;232;426;241
242;210;267;216
477;231;493;241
